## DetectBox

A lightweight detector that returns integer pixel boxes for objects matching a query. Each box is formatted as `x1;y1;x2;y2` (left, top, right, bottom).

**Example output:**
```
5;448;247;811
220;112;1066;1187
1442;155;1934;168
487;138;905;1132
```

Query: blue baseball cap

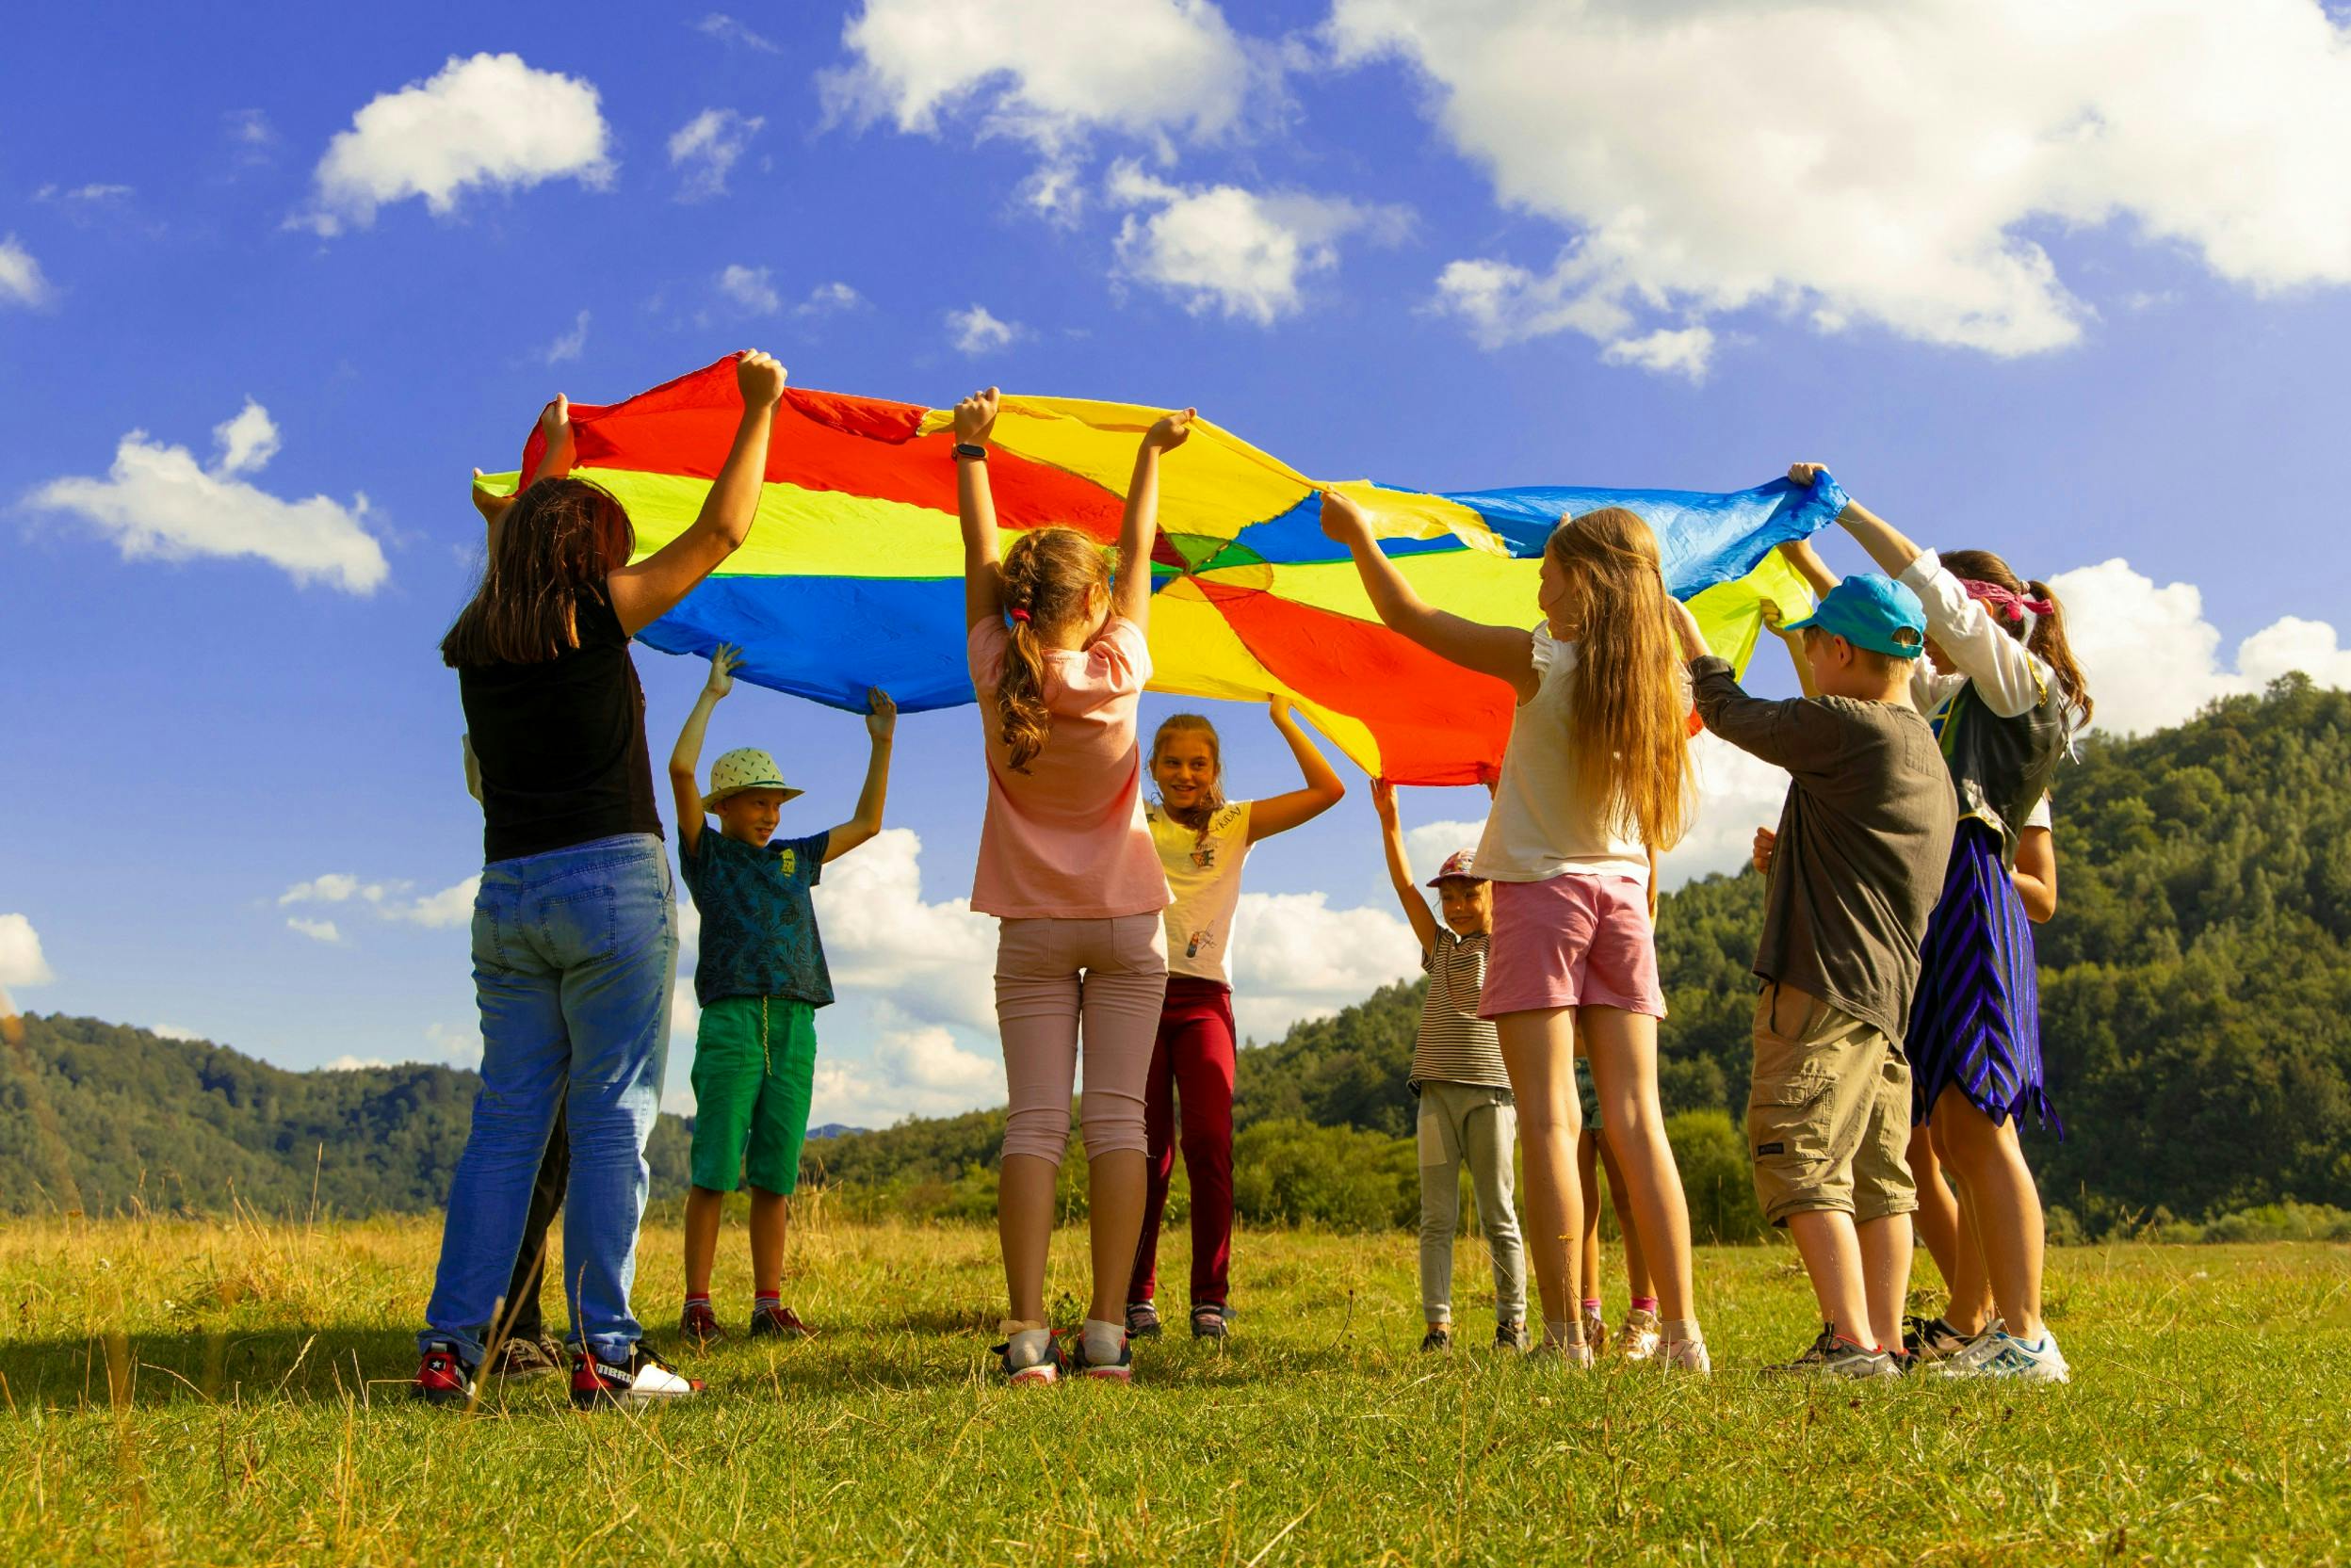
1782;574;1928;660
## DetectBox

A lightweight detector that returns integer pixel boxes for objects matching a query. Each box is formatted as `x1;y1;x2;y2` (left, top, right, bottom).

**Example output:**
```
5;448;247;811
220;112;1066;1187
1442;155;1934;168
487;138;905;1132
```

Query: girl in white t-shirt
1125;697;1346;1341
1320;490;1707;1371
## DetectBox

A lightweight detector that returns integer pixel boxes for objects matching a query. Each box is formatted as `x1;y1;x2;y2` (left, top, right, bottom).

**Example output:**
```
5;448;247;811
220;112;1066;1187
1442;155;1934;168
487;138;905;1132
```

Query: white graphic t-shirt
1146;800;1253;986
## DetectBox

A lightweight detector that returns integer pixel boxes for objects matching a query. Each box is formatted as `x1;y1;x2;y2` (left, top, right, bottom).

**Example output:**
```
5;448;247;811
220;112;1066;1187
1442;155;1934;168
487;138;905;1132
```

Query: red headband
1960;578;2053;624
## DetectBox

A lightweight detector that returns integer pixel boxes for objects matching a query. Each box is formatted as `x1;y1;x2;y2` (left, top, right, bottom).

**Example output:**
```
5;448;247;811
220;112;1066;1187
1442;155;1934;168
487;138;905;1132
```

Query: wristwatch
952;442;988;461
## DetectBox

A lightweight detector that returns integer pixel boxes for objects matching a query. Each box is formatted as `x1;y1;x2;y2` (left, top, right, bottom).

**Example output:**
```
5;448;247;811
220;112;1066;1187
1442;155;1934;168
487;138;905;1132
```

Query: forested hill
8;676;2347;1232
0;1016;694;1217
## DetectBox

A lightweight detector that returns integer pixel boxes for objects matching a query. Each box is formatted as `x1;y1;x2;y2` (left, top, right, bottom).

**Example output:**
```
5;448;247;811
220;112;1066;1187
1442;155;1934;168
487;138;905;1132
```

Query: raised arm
1775;535;1840;601
1113;410;1193;627
823;689;898;863
1245;696;1348;843
608;351;788;636
471;395;579;556
955;388;1005;630
667;644;740;858
1371;780;1439;956
1320;490;1537;700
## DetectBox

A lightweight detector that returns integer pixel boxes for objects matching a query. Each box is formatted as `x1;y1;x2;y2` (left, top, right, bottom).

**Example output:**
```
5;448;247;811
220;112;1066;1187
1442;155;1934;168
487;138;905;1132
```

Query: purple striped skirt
1907;819;2060;1134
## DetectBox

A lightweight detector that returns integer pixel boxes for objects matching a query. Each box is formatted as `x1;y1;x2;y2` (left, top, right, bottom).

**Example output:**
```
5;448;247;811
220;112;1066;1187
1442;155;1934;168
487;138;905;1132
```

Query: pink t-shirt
967;616;1172;920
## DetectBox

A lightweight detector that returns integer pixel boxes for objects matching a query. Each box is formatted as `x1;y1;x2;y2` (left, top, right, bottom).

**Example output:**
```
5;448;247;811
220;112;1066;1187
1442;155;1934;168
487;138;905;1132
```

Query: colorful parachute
478;357;1840;785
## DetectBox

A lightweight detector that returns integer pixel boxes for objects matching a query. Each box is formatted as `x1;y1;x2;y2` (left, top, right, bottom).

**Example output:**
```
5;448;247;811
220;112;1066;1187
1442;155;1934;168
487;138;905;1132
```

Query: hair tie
1960;578;2055;624
1009;607;1031;624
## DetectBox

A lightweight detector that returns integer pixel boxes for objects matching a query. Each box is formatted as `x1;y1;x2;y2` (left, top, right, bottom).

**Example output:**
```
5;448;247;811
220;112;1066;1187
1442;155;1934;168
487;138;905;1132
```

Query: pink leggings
996;914;1170;1164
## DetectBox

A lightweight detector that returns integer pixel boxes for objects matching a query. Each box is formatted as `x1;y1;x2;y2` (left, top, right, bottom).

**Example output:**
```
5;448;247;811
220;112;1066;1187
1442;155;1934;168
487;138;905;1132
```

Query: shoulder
1214;801;1250;838
1530;627;1576;677
967;617;1008;673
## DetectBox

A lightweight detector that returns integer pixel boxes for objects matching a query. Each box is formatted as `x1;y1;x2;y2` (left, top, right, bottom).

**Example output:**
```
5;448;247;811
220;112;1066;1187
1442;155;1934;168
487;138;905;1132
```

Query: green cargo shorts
689;994;818;1195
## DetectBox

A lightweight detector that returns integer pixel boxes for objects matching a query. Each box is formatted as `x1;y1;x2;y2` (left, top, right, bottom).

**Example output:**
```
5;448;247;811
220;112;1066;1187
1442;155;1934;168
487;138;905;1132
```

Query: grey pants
1417;1080;1528;1325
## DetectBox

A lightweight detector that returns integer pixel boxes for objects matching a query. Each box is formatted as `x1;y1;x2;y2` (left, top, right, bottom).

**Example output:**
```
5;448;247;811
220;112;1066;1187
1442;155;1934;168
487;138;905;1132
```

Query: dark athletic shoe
1494;1321;1530;1353
1903;1314;1970;1362
1126;1301;1163;1340
747;1303;814;1339
1773;1324;1897;1380
992;1331;1063;1386
412;1342;478;1407
1067;1332;1134;1382
1190;1303;1230;1341
679;1299;726;1348
571;1344;705;1409
1420;1326;1452;1353
487;1334;563;1381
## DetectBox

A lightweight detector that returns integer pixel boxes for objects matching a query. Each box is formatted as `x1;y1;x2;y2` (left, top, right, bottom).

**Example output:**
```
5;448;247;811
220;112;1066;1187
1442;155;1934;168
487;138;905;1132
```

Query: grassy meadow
0;1204;2345;1565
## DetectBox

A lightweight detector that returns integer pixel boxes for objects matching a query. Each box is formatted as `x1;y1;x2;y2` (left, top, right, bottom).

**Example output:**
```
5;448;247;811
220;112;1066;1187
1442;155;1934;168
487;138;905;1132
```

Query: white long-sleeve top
1899;548;2051;720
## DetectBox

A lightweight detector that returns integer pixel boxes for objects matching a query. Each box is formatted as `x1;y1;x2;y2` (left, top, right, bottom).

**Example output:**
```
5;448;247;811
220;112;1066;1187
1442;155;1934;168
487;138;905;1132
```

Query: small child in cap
1373;783;1529;1353
1668;564;1957;1378
667;644;898;1346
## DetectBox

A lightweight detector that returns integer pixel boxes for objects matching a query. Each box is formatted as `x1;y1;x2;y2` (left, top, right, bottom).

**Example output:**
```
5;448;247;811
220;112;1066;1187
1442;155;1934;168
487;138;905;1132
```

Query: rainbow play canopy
479;358;1842;785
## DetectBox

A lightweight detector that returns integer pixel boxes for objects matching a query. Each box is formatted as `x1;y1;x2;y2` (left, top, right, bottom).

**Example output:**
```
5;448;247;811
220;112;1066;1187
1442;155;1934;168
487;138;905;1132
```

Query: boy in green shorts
669;645;897;1345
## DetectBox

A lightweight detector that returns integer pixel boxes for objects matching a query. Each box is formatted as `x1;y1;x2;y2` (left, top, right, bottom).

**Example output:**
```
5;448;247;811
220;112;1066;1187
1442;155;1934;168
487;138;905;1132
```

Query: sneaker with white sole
1616;1307;1662;1363
1773;1325;1897;1380
1580;1306;1610;1357
1493;1321;1529;1353
1937;1320;2070;1382
1903;1314;1972;1362
1662;1337;1712;1375
1532;1334;1596;1367
1067;1333;1134;1382
412;1342;478;1407
571;1344;705;1409
993;1327;1062;1386
1125;1301;1163;1340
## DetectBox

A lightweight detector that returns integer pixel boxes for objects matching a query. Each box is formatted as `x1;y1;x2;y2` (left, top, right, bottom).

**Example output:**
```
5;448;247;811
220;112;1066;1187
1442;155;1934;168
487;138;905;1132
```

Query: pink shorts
1478;875;1666;1019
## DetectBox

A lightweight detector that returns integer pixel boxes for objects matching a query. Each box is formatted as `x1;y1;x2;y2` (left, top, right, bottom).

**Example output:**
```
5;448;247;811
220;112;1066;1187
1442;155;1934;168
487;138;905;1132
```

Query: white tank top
1471;629;1653;885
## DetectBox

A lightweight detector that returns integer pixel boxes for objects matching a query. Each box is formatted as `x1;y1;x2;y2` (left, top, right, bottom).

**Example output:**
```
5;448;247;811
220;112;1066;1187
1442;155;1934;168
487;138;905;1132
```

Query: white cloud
696;12;781;53
425;1022;478;1064
1227;892;1421;1042
2045;559;2351;736
286;917;343;945
0;914;56;987
303;53;611;234
795;282;865;317
35;183;135;215
718;264;783;315
1600;325;1716;383
1661;731;1793;890
151;1024;203;1042
541;309;590;364
387;878;481;929
225;109;276;150
812;828;997;1030
325;1055;393;1072
808;1006;1006;1129
825;0;1261;151
28;403;386;593
1;235;54;308
279;872;478;929
1402;817;1484;887
1332;0;2351;367
1106;160;1406;325
280;873;381;906
669;108;765;201
947;302;1022;355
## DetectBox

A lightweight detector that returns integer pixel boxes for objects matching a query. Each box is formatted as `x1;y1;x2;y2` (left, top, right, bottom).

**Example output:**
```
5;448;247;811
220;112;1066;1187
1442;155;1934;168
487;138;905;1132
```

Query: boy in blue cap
1666;561;1957;1377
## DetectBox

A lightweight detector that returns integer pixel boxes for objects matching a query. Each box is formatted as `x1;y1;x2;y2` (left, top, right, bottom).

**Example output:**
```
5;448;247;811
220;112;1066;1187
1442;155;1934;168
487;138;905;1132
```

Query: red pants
1127;977;1237;1308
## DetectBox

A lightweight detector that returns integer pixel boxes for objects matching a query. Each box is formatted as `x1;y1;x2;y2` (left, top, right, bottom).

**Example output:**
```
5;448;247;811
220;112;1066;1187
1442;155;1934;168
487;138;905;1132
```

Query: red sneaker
679;1298;726;1347
571;1344;705;1409
412;1342;478;1407
747;1303;814;1339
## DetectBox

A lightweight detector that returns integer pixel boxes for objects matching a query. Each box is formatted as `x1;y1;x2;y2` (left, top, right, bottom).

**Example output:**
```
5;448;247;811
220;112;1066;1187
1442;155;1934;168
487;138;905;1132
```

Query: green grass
1;1208;2346;1564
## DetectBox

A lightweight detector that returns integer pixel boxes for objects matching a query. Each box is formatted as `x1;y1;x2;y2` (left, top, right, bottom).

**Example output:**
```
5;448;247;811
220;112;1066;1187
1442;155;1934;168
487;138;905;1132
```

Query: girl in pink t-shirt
954;385;1194;1384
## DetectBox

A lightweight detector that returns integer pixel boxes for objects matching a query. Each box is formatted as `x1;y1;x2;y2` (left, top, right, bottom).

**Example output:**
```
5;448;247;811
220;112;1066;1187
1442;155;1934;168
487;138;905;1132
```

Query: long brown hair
1150;713;1226;835
1940;548;2094;728
1545;507;1694;849
996;526;1111;772
442;478;636;669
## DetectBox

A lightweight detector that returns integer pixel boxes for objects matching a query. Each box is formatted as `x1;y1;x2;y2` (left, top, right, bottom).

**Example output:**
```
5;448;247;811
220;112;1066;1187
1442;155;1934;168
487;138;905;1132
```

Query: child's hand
1267;693;1293;725
1370;777;1398;824
705;642;742;698
1318;488;1371;544
954;387;1000;445
471;469;517;529
867;687;898;742
537;393;573;450
1759;598;1785;632
736;349;788;408
1142;408;1195;455
1787;462;1828;489
1751;826;1776;876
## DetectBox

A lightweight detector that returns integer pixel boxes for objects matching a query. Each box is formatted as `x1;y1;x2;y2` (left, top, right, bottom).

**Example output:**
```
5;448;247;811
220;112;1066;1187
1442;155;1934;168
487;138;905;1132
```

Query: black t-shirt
458;585;663;864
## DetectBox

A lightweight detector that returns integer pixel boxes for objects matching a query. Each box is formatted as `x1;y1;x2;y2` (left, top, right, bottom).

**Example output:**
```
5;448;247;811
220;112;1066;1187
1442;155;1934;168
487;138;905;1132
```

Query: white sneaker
570;1344;704;1408
1662;1337;1711;1375
1938;1320;2070;1383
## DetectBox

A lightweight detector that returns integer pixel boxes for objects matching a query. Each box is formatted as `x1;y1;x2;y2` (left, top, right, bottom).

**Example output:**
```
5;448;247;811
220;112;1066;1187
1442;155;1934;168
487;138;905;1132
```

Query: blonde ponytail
996;527;1111;773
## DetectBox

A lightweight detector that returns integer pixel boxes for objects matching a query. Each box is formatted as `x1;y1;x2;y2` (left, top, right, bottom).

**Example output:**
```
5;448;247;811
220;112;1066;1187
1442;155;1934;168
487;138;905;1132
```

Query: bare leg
1583;1007;1695;1323
1785;1210;1872;1344
1856;1215;1914;1353
1575;1128;1602;1309
1908;1126;1962;1289
1930;1119;1995;1334
748;1187;790;1299
1596;1132;1652;1300
998;1154;1059;1324
1085;1150;1147;1326
1496;1008;1581;1332
683;1185;725;1298
1931;1087;2046;1338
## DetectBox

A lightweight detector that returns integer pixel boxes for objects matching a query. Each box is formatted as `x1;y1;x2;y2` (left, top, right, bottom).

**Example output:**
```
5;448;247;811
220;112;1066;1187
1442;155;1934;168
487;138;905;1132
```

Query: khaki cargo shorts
1746;986;1917;1226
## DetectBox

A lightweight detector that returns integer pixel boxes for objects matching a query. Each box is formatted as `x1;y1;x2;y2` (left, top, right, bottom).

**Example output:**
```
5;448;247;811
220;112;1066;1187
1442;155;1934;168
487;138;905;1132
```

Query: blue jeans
420;833;678;1366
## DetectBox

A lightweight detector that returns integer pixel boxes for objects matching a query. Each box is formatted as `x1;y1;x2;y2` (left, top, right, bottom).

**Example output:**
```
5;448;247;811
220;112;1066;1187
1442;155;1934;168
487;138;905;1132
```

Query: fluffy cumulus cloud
718;264;783;315
27;401;387;593
808;1007;1005;1129
1226;892;1421;1042
150;1024;203;1042
1;235;55;308
0;914;57;988
947;303;1022;354
303;53;611;234
1329;0;2351;373
825;0;1261;150
669;108;765;201
796;282;866;316
811;828;998;1031
285;917;343;945
1106;160;1406;324
2046;559;2351;736
278;873;479;930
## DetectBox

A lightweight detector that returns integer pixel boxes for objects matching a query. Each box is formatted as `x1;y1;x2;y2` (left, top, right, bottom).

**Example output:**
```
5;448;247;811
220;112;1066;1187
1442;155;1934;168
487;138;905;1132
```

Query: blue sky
6;1;2350;1125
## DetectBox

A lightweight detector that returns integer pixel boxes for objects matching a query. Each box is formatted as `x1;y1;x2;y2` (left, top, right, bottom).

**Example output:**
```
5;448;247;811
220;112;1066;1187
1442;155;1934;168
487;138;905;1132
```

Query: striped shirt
1412;930;1510;1090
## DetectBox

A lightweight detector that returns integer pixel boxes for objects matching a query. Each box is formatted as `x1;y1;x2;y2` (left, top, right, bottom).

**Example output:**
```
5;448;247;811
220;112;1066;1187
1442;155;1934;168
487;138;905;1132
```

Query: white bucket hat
704;748;803;814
